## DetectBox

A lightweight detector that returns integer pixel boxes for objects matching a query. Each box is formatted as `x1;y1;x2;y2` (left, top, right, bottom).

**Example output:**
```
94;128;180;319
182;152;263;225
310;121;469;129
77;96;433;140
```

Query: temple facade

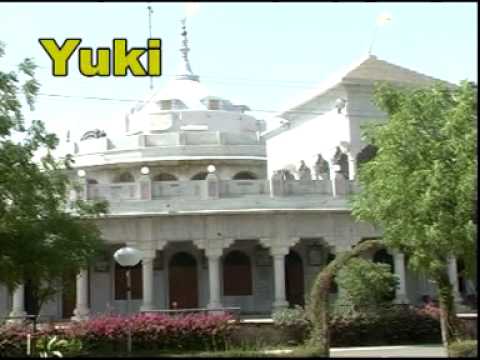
0;21;476;321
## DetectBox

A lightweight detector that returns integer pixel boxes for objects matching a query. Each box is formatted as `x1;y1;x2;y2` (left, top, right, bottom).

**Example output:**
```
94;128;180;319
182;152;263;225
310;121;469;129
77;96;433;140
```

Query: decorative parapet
82;177;359;202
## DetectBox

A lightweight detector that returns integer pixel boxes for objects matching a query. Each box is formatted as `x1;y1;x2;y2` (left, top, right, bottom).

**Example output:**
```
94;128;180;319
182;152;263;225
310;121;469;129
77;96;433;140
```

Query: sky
0;2;477;143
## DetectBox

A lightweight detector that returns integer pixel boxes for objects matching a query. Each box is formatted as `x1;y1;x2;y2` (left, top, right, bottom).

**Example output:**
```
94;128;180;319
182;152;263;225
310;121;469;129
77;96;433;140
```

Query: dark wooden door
285;251;304;307
24;279;40;316
169;252;198;309
62;271;77;319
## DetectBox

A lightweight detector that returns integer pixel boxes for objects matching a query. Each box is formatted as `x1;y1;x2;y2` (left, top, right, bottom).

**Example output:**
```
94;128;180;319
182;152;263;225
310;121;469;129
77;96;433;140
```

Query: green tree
335;257;397;313
0;41;107;313
352;81;476;349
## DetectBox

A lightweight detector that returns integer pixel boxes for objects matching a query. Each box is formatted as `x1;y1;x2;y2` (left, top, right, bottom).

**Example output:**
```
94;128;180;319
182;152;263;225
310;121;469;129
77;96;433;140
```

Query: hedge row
273;304;442;346
0;313;235;357
330;306;441;346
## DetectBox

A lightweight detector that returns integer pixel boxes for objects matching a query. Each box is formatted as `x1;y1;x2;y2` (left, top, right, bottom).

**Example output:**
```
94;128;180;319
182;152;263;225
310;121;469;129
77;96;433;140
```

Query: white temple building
0;20;476;320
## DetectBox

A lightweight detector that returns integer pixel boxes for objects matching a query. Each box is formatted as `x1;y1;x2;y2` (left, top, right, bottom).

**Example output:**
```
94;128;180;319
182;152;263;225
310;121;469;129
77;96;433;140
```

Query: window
232;171;258;180
159;100;172;110
158;99;186;110
154;173;178;181
223;251;252;296
191;172;208;180
208;99;220;110
113;172;134;183
87;178;98;185
114;262;142;300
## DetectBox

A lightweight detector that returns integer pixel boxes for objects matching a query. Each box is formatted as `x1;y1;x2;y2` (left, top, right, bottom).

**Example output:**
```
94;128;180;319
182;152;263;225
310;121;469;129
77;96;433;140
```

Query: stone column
139;174;152;200
332;170;347;197
270;172;285;197
347;152;357;181
272;247;289;310
207;250;222;309
393;252;409;304
448;257;462;302
203;172;220;200
140;256;155;311
9;284;26;318
72;269;90;321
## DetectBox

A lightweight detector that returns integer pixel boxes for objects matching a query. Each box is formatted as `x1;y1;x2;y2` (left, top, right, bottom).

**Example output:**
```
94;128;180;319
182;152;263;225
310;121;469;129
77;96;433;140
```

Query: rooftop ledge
72;176;359;216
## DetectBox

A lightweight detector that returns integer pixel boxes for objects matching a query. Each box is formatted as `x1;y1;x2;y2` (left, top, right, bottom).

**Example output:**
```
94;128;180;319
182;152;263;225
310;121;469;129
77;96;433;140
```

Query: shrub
0;313;235;357
335;258;398;310
330;305;441;346
272;305;311;344
272;305;311;329
36;335;83;358
66;313;235;353
448;340;478;357
0;323;62;357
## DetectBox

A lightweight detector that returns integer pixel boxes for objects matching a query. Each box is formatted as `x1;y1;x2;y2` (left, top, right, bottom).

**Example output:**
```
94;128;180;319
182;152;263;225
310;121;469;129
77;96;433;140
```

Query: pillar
393;252;409;304
140;256;155;311
272;247;289;310
9;284;26;318
207;250;222;309
203;172;220;199
448;257;462;303
347;152;357;181
72;269;90;321
139;174;152;200
270;171;285;197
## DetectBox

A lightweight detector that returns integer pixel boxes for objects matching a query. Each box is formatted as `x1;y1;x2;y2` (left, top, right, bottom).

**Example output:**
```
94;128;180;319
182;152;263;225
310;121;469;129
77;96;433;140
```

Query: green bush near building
448;340;478;358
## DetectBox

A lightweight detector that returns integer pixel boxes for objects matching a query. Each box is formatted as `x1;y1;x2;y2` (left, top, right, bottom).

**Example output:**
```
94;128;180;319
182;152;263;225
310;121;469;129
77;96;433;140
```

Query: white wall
266;108;350;178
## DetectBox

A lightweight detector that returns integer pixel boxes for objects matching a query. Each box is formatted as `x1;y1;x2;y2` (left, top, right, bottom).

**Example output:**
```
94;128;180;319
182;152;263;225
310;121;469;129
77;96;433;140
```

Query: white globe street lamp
140;166;150;175
77;169;86;178
113;246;143;354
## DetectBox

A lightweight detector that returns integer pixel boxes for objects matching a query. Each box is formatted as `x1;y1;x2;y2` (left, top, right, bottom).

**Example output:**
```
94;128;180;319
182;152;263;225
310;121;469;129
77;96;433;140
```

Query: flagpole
368;24;379;55
368;13;392;56
147;3;154;91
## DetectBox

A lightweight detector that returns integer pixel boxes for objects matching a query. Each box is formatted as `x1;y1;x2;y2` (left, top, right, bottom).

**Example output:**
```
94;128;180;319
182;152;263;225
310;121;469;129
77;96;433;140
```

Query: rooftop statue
298;160;312;181
314;153;330;180
332;146;349;179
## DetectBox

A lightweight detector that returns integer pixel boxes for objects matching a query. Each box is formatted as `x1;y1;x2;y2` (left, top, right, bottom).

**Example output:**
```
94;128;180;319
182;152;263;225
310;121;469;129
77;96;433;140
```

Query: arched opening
169;252;198;308
232;171;258;180
223;251;252;296
114;262;142;300
24;279;40;316
356;144;378;168
113;172;134;183
285;250;304;307
62;270;79;319
154;173;178;181
191;172;208;181
372;249;396;301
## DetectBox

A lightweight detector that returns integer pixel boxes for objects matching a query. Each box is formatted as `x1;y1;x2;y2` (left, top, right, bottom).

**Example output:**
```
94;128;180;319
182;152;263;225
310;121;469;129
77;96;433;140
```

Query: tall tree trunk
308;270;334;356
307;239;384;356
435;268;462;353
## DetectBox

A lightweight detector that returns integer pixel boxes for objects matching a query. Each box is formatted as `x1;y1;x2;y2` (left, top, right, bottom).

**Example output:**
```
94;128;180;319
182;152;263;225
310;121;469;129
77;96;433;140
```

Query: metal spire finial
176;17;199;81
147;4;154;90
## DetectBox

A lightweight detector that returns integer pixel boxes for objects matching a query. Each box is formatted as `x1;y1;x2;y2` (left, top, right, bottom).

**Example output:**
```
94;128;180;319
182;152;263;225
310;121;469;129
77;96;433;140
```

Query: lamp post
113;246;143;354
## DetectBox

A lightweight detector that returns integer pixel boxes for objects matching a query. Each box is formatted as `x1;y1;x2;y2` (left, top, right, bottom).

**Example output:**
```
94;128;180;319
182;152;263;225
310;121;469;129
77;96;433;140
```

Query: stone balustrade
75;131;263;155
84;176;357;201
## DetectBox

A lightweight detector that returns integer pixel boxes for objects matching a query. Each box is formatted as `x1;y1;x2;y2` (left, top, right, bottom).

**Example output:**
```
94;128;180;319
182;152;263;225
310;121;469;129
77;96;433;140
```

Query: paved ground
265;345;447;358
